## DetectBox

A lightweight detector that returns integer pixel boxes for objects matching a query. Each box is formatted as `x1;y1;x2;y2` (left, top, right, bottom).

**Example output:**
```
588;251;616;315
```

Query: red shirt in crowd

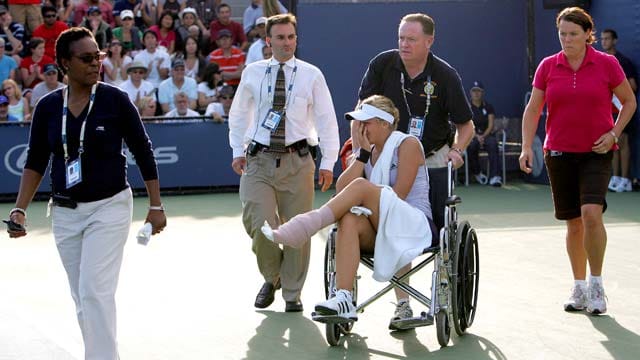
20;55;55;88
32;21;69;60
209;20;246;49
209;47;245;86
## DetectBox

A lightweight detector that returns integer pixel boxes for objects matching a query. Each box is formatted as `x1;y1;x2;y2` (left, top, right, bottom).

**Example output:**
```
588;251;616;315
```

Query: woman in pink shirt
519;7;636;316
149;10;177;54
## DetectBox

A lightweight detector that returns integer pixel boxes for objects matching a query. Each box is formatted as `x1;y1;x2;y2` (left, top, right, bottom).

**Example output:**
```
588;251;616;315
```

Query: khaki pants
52;188;133;360
9;5;42;34
240;151;315;302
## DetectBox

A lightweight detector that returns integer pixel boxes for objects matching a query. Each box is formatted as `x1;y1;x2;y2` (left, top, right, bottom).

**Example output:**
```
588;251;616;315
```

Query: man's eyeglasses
44;14;57;18
73;52;107;64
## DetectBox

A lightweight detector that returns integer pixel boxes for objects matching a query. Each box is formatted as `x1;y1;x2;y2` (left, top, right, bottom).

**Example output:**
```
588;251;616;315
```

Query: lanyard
62;84;97;162
265;59;298;112
400;73;431;118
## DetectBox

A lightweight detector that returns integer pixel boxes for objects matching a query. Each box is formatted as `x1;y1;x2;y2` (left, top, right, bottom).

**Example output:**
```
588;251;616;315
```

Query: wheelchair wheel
326;323;341;346
436;310;450;347
452;221;480;335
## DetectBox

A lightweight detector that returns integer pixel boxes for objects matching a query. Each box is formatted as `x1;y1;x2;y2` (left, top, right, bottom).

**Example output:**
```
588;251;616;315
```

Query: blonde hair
2;79;22;101
359;95;400;130
263;0;282;18
136;96;156;116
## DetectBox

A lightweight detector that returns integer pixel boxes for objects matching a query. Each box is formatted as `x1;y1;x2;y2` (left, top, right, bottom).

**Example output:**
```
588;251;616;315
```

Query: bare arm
592;79;638;154
142;179;167;234
393;137;423;200
7;169;44;237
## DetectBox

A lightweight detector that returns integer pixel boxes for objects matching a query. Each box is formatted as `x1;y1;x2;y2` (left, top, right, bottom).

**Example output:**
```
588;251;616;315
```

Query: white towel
369;131;411;186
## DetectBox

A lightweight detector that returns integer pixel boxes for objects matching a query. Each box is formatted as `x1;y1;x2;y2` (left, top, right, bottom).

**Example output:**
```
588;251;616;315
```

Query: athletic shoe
314;289;357;321
474;173;488;185
563;284;587;311
586;282;607;315
608;176;621;191
615;178;632;192
489;176;503;187
388;299;414;330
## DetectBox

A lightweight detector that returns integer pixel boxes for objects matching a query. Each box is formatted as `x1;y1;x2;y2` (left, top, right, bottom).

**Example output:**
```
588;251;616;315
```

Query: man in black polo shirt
358;12;474;230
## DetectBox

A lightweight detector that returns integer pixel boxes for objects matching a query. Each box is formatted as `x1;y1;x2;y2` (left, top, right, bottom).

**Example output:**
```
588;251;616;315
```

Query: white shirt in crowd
205;102;225;117
119;78;155;104
30;81;64;107
133;48;171;89
245;38;266;65
102;56;133;86
164;108;200;117
228;57;340;171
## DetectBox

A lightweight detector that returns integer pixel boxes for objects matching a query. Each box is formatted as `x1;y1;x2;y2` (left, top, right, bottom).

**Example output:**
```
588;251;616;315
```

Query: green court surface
1;181;639;360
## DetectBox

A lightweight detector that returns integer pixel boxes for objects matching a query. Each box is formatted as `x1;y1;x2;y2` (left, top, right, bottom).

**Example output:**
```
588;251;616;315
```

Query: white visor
345;104;394;124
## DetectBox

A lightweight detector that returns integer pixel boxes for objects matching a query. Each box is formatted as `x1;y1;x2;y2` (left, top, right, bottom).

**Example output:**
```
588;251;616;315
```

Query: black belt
248;139;309;155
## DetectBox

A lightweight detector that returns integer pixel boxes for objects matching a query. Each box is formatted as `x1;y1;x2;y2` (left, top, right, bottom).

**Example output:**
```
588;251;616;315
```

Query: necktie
269;63;286;151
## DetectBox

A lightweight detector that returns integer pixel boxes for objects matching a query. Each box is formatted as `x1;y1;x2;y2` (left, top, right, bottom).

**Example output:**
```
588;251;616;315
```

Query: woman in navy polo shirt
7;28;167;359
520;7;636;315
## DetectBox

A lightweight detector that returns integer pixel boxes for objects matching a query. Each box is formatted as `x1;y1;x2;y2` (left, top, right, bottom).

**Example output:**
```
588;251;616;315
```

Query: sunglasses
111;42;122;46
73;52;107;64
44;14;57;18
131;70;145;74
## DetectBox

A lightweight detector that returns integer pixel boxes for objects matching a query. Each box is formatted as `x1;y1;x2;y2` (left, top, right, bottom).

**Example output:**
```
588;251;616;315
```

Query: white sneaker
586;282;607;315
314;289;357;321
608;176;621;191
615;178;632;192
474;173;488;185
389;300;414;330
489;176;503;187
563;285;587;311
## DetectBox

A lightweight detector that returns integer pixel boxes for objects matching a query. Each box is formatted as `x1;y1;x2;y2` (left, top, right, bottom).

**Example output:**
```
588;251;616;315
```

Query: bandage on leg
261;206;335;248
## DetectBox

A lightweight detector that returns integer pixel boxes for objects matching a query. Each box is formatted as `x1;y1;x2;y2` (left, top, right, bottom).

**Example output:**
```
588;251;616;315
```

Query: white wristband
148;205;165;211
609;131;618;144
10;207;26;217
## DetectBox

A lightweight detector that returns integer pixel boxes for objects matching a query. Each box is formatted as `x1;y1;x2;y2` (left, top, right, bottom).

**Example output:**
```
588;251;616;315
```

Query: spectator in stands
7;0;42;35
186;0;219;29
73;0;115;28
178;36;206;81
210;3;247;51
601;28;638;193
157;0;185;19
0;38;18;83
30;63;64;108
20;38;54;90
165;91;199;117
176;7;209;54
3;78;29;121
158;58;197;113
262;43;271;59
112;10;144;55
245;16;266;65
103;39;133;86
80;6;113;50
120;61;155;103
133;29;171;89
197;62;221;112
467;80;501;186
137;95;158;117
149;10;177;54
113;0;146;29
243;0;285;42
0;95;18;122
209;29;244;87
204;83;232;122
32;5;68;61
0;7;25;63
42;0;73;26
520;7;636;316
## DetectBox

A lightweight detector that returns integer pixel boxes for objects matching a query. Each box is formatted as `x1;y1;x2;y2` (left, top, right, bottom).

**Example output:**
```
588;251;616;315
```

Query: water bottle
137;222;152;245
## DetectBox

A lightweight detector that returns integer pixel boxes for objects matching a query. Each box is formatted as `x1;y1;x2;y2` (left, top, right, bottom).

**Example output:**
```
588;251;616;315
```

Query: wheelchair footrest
389;312;433;331
311;312;357;324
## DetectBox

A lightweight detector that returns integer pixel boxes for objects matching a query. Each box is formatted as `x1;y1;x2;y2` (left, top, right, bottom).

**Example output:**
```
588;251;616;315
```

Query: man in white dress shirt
228;13;339;313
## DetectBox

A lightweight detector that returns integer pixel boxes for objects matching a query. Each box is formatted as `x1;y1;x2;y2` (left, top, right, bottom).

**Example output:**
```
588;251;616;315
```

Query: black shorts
544;150;612;220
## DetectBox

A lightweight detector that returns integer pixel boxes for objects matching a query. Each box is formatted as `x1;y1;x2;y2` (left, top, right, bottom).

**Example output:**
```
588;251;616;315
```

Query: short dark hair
556;7;595;44
55;27;96;74
41;5;57;16
28;37;45;51
203;62;220;89
602;28;618;40
157;10;176;30
216;3;230;14
266;14;297;37
401;13;435;36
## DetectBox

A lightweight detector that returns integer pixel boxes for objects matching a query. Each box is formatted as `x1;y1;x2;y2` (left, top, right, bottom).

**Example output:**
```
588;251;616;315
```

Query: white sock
589;275;603;286
574;280;587;288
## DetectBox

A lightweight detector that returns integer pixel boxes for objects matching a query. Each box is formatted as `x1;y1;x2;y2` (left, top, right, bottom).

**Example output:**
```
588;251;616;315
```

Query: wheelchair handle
447;160;454;198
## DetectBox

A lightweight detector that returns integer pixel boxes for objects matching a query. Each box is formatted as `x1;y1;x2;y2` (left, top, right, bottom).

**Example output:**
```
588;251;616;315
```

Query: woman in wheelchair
262;95;437;328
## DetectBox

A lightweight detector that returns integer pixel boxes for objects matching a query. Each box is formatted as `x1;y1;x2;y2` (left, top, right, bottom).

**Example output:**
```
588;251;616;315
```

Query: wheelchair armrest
445;195;462;206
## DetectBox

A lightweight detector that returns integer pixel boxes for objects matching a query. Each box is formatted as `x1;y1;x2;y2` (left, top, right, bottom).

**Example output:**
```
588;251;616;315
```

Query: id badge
261;109;283;132
409;116;425;139
65;158;82;189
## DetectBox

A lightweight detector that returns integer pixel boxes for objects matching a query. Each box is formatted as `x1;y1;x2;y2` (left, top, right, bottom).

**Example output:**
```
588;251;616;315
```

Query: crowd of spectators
0;0;286;122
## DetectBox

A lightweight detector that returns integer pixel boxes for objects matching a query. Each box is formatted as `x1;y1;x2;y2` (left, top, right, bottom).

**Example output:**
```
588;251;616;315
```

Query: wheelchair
313;162;480;347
